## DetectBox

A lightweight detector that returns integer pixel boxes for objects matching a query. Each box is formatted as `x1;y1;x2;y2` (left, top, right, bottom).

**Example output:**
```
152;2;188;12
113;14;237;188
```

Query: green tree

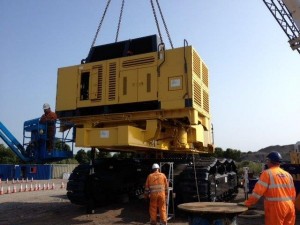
112;152;132;158
237;160;264;177
74;149;113;164
75;149;90;164
214;147;224;158
98;151;112;158
52;158;78;164
55;141;71;151
224;148;242;161
0;144;21;164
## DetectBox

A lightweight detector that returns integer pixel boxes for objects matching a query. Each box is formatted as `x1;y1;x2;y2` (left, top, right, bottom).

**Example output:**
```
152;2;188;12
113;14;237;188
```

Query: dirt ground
0;179;299;225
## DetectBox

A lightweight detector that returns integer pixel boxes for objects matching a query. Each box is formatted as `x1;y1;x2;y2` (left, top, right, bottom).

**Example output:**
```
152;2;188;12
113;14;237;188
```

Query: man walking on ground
243;151;296;225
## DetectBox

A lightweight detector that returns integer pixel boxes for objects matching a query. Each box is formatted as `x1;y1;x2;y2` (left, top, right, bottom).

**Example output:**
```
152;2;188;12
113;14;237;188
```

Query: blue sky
1;0;299;153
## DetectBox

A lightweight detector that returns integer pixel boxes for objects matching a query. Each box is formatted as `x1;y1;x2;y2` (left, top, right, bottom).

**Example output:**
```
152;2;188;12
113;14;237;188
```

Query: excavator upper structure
56;35;213;154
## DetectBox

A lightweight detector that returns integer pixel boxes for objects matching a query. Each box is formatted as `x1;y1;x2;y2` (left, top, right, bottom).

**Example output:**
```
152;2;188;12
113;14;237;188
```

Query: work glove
237;202;247;207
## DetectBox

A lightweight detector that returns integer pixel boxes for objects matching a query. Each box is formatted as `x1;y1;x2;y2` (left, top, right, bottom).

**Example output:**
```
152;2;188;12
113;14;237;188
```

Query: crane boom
263;0;300;53
283;0;300;29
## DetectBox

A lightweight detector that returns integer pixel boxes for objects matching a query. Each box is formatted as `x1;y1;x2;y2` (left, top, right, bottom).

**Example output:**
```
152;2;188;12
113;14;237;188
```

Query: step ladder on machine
160;162;175;222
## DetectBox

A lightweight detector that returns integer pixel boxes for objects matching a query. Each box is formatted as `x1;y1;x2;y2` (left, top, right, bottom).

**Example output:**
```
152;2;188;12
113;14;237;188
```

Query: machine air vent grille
202;62;209;87
122;56;155;68
193;50;201;78
123;77;127;95
147;73;151;92
203;90;209;113
193;81;202;108
108;63;116;101
97;65;103;100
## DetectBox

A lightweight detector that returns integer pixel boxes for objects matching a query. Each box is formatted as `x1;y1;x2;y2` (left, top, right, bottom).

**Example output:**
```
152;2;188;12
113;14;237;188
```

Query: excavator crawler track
67;156;238;209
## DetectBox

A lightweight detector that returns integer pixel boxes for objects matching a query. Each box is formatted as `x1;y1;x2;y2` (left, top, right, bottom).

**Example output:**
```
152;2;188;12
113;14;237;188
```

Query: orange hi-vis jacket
145;171;168;225
40;111;57;124
245;165;296;225
40;111;57;150
145;171;168;195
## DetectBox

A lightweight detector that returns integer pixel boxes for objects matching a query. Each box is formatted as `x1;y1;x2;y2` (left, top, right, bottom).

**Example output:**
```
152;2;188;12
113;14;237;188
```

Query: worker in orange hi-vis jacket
144;163;168;225
40;103;57;151
244;151;296;225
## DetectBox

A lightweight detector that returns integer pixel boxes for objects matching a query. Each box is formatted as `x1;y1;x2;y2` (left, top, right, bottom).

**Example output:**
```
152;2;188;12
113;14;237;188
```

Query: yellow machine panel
56;37;213;153
56;66;78;111
76;126;145;147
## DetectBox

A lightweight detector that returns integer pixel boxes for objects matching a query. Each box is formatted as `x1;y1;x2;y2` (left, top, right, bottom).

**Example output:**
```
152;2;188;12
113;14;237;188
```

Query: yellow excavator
62;0;238;213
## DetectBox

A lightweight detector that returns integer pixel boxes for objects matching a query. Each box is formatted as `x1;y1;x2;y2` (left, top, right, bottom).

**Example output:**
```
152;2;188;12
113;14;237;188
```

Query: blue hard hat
266;151;282;163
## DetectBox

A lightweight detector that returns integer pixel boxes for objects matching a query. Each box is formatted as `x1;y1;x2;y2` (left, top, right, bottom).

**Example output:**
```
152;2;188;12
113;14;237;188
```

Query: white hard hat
152;163;160;169
43;103;50;110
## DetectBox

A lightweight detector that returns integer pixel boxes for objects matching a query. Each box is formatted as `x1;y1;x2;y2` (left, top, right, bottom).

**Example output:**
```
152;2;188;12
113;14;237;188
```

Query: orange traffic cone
30;184;33;191
0;186;3;195
6;186;11;194
12;185;17;193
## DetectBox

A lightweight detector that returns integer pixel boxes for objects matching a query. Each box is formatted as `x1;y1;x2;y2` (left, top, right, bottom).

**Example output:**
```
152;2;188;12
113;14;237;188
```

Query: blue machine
0;118;74;163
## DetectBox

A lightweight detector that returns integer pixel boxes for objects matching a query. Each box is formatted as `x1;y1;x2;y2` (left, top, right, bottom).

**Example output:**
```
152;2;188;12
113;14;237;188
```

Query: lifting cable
150;0;174;49
90;0;173;50
192;153;200;202
90;0;112;49
115;0;125;42
154;0;174;49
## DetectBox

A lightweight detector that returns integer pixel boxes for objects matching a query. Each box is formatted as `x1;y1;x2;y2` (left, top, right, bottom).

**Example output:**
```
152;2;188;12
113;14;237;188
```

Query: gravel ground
0;179;299;225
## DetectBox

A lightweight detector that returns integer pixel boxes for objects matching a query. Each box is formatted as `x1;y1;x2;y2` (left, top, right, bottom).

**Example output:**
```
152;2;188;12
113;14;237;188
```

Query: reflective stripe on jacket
245;166;296;207
145;171;168;195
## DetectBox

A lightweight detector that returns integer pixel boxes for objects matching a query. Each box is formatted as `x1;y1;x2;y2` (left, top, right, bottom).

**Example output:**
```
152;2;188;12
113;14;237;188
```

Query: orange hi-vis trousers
149;192;167;225
264;200;295;225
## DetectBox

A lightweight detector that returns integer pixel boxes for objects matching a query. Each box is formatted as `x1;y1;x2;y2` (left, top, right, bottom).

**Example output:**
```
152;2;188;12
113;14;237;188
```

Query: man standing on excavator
243;151;296;225
144;163;168;225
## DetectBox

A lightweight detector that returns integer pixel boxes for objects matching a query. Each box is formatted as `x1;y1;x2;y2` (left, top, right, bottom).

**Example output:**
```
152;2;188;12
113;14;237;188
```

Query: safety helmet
152;163;160;170
266;151;282;164
43;103;50;110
